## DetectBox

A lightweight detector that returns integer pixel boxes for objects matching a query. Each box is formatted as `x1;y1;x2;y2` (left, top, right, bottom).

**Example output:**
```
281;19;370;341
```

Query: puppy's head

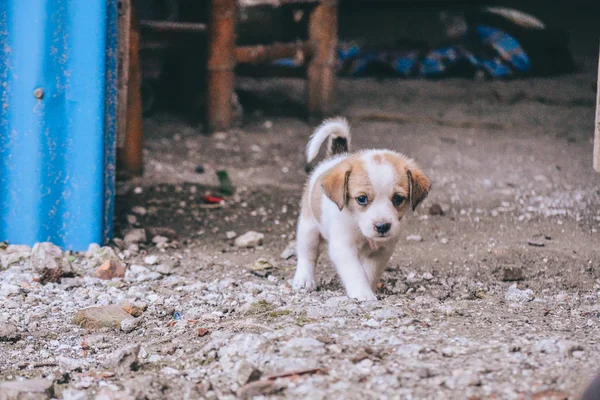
322;151;430;241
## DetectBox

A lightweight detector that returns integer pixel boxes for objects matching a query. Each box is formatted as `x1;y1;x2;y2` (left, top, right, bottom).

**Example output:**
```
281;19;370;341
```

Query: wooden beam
235;42;311;65
139;20;207;33
116;0;131;150
306;0;337;121
117;0;143;177
206;0;237;132
595;44;600;173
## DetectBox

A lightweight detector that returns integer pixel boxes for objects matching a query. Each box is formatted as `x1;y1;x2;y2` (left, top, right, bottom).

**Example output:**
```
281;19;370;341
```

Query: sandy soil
2;20;600;400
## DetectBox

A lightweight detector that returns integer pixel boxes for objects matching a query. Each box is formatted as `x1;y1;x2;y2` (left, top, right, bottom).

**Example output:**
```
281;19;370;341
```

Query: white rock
281;338;325;356
225;231;237;240
505;284;534;303
30;242;71;275
396;344;424;357
406;235;423;242
62;389;87;400
120;317;142;333
0;283;20;297
132;206;147;216
144;255;159;265
371;309;400;320
422;272;434;281
124;229;147;245
125;265;161;282
280;241;296;260
58;356;86;372
152;235;169;246
557;340;583;356
234;231;264;248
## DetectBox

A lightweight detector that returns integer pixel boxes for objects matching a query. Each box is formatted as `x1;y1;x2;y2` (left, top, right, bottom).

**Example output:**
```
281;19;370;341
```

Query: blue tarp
0;0;117;250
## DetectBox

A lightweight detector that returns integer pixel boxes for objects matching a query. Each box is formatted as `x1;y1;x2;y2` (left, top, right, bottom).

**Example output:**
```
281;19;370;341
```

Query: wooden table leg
207;0;236;132
307;0;338;122
117;0;143;177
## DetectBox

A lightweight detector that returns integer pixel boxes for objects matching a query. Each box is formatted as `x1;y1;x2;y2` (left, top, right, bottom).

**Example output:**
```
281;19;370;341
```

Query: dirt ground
3;7;600;399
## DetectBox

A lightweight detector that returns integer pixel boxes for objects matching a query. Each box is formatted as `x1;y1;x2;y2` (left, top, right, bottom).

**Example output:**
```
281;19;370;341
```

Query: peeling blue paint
0;0;118;251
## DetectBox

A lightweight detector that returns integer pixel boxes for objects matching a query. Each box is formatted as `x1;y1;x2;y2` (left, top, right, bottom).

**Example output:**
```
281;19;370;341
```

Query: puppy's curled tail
306;117;351;163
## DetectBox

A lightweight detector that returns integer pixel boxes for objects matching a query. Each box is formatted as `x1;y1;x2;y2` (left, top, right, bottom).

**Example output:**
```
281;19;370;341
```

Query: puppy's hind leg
293;215;321;290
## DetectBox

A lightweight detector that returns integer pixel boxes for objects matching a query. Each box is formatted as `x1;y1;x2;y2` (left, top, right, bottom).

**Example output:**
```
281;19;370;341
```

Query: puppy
292;118;431;300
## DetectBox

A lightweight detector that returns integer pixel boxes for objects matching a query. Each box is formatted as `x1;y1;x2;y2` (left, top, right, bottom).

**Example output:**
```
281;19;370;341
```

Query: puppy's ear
322;162;351;210
406;164;431;211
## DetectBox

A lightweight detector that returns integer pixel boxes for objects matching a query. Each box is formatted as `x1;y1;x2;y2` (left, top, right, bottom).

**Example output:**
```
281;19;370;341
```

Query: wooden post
117;0;143;177
307;0;338;122
207;0;236;132
594;44;600;173
117;0;131;150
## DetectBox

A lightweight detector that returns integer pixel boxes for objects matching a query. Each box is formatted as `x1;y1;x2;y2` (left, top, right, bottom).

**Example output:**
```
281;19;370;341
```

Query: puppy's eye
356;195;369;206
392;194;405;207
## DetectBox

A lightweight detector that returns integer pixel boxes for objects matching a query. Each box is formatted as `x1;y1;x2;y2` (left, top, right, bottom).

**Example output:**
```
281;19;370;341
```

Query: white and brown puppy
292;117;431;300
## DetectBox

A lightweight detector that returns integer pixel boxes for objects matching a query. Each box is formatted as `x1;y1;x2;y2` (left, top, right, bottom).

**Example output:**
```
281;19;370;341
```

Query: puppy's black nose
375;223;391;234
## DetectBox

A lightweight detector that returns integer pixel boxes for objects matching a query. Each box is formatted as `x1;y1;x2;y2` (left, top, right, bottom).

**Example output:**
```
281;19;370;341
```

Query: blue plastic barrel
0;0;118;251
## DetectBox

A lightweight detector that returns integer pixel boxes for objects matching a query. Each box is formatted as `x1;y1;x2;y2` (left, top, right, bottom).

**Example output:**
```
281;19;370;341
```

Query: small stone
233;360;262;385
120;317;142;333
281;338;325;356
226;231;237;240
502;266;524;281
124;229;147;245
235;231;264;248
0;320;21;342
121;300;147;317
131;206;147;216
30;242;71;283
406;235;423;242
440;238;449;245
422;272;434;281
125;265;161;282
197;328;210;337
0;378;54;400
441;346;463;358
505;283;534;303
144;255;158;265
95;390;135;400
88;246;118;266
73;305;135;330
58;356;85;372
396;344;424;357
152;235;169;246
61;389;87;400
528;240;545;247
104;344;141;373
429;204;444;216
94;259;126;280
557;340;583;356
238;380;276;399
280;241;296;260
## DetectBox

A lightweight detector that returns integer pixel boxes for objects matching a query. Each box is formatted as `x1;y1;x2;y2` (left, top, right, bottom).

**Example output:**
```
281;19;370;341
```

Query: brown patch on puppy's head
377;152;430;211
322;157;370;210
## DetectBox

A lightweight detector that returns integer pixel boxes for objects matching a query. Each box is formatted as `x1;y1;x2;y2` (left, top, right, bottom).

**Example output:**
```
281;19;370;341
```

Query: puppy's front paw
348;289;378;302
292;272;316;291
